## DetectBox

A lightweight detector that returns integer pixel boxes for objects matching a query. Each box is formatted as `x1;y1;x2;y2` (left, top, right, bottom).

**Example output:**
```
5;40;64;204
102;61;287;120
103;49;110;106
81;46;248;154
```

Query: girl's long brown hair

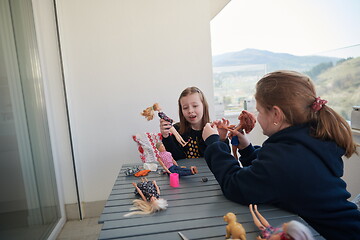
255;70;357;158
178;87;210;134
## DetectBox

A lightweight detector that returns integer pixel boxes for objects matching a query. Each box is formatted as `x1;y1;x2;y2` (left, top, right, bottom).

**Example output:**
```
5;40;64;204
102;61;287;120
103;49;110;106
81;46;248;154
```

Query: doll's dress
135;181;160;201
261;226;281;239
158;112;173;124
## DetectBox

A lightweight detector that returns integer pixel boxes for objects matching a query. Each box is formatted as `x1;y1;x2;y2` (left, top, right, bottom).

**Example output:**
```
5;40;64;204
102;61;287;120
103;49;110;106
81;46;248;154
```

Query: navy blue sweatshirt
204;123;360;240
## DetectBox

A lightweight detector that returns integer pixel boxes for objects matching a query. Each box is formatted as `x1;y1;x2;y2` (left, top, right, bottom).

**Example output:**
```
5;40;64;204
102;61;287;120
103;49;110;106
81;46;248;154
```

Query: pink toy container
169;173;179;188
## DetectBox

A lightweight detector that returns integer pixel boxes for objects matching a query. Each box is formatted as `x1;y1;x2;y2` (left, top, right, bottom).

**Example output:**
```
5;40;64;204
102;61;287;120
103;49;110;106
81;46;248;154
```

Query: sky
210;0;360;58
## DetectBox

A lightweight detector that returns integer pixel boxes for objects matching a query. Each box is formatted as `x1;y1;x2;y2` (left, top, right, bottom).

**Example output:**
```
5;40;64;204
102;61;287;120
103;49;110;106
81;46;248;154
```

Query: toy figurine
249;204;314;240
235;110;256;133
155;142;198;176
124;178;168;216
216;110;256;159
141;103;188;146
217;110;256;133
124;166;140;176
223;212;246;240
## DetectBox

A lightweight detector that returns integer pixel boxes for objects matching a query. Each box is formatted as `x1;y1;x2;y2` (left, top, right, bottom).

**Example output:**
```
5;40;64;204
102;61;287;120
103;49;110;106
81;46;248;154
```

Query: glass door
0;0;60;239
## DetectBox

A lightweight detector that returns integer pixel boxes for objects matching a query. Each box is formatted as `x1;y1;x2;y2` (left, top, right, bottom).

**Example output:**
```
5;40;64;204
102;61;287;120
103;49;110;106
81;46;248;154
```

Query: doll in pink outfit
156;142;198;176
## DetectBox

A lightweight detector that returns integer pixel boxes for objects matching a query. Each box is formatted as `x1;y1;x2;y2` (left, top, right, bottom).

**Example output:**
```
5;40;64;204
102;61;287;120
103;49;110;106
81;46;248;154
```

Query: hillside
314;57;360;119
213;48;339;72
212;49;359;120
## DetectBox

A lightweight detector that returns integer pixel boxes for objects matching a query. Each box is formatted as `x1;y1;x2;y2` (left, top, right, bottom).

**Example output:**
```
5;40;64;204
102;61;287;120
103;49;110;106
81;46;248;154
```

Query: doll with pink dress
156;142;198;176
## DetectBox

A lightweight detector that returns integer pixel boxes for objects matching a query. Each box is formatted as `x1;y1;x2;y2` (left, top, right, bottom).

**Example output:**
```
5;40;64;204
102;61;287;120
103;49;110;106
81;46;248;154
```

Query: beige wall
51;0;228;204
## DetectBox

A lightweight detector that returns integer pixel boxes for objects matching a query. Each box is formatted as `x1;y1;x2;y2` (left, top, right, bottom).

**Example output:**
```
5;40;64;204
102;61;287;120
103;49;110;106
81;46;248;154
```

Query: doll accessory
134;169;151;177
311;97;327;112
124;166;140;176
169;173;180;187
132;133;162;163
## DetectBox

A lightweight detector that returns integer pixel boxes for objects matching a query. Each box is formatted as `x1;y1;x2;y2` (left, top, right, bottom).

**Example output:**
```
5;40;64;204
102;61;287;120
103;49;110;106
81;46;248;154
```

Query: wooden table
99;158;324;239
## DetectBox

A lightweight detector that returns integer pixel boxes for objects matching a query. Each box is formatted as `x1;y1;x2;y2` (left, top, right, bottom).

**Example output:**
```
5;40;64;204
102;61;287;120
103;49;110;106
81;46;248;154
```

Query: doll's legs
249;204;270;230
191;166;198;174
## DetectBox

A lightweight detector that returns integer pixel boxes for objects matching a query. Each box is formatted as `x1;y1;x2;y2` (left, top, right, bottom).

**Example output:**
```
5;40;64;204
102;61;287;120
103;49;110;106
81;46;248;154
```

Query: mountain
315;57;360;119
212;48;340;72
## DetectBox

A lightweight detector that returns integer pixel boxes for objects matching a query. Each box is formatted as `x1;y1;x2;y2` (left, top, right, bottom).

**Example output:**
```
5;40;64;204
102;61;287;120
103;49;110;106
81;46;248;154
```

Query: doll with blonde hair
156;142;198;176
249;204;314;240
141;103;188;146
124;178;168;216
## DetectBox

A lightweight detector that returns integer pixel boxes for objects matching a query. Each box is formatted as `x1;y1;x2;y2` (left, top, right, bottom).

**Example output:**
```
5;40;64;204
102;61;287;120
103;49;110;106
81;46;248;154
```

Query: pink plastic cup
169;173;179;187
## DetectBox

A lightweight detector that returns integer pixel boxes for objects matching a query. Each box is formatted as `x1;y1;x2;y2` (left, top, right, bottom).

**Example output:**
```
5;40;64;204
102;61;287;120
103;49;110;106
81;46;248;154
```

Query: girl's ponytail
314;104;358;158
256;71;358;158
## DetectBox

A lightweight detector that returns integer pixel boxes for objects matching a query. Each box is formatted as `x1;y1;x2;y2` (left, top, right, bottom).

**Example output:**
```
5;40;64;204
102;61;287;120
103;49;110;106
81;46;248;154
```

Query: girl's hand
213;118;230;141
229;128;250;150
160;119;172;138
202;123;219;141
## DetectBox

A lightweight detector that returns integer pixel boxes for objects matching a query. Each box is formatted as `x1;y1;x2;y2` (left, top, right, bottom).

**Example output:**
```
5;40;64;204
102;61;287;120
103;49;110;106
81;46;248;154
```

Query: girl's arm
133;182;147;202
153;180;160;195
157;157;171;174
203;134;275;205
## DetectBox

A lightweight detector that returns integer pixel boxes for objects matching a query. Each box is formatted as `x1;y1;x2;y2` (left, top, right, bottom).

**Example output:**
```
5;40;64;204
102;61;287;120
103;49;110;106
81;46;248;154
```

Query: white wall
54;0;228;203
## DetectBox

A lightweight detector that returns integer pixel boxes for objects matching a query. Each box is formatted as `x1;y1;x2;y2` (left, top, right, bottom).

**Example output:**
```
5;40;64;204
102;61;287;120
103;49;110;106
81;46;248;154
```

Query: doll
141;103;188;146
249;204;314;240
156;142;198;176
124;177;168;216
223;212;246;240
217;110;256;159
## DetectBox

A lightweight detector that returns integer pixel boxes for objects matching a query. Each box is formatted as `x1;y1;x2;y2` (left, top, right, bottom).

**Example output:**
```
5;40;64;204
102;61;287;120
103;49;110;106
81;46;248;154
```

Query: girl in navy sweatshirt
202;70;360;240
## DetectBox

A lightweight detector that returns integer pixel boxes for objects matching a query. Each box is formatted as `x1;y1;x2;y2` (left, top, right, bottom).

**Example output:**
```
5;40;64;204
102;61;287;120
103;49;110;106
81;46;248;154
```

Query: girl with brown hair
202;71;359;239
160;86;224;160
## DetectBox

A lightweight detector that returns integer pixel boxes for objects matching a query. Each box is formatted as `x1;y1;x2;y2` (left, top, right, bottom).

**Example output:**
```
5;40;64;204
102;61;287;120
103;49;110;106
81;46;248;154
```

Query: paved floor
56;217;102;240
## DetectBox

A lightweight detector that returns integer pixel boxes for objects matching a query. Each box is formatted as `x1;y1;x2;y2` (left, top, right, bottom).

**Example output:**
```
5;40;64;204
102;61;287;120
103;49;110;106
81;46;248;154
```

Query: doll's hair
255;70;358;158
286;220;314;240
124;198;168;217
141;103;161;121
177;86;210;134
155;141;163;150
